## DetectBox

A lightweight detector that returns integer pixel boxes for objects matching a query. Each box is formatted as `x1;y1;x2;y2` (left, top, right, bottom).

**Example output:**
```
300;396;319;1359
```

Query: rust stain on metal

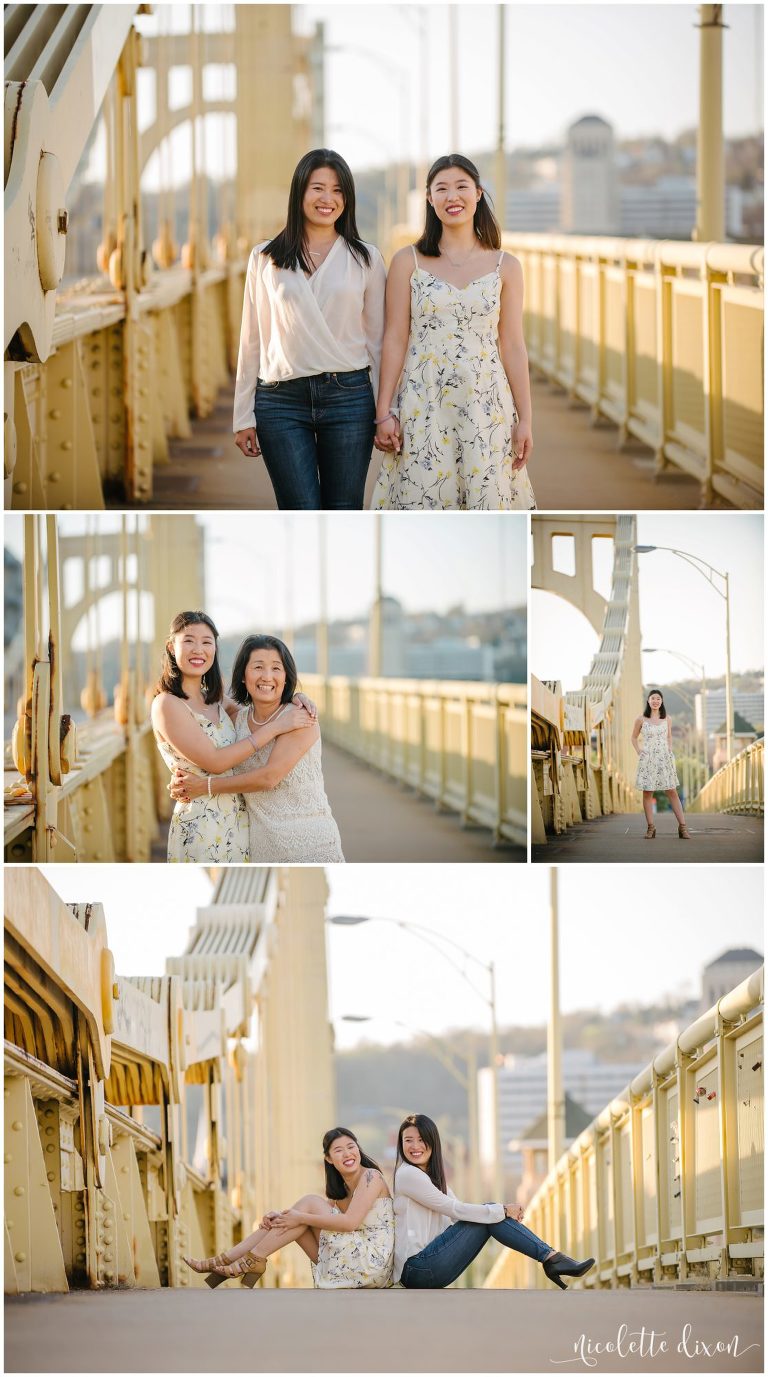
9;81;26;158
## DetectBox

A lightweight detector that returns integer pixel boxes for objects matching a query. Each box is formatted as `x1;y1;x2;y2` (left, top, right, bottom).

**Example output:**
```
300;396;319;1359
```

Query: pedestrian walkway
119;377;716;512
152;740;522;862
5;1287;763;1373
534;810;763;864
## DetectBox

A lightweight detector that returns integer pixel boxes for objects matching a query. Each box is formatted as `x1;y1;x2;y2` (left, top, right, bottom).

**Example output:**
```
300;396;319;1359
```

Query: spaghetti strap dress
312;1196;395;1289
635;720;680;791
153;702;250;863
371;248;536;511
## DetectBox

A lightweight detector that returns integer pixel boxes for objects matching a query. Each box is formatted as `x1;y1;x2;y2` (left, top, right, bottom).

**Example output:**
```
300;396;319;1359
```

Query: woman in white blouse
233;149;386;510
394;1113;594;1290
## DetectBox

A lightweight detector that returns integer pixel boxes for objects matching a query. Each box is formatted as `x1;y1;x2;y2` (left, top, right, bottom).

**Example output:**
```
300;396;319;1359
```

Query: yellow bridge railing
502;234;764;510
690;739;765;816
7;262;247;509
4;866;333;1293
301;674;527;847
485;968;764;1290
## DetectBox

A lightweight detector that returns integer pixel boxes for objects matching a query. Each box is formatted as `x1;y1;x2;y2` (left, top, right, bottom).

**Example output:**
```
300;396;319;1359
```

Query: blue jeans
254;369;375;509
400;1217;553;1289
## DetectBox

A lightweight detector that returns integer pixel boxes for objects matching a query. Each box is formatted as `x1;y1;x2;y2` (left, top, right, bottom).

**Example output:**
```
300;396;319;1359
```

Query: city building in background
477;1049;643;1179
701;948;764;1011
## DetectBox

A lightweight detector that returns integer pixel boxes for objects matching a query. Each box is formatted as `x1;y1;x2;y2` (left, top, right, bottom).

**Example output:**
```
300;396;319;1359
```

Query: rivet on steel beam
60;440;73;450
49;409;62;419
11;1121;22;1131
47;1172;55;1182
48;472;61;482
60;378;73;389
46;1143;55;1153
13;1186;25;1196
12;483;27;494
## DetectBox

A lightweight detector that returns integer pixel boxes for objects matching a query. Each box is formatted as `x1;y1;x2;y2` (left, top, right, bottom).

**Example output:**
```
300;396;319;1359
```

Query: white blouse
393;1162;505;1283
233;237;387;433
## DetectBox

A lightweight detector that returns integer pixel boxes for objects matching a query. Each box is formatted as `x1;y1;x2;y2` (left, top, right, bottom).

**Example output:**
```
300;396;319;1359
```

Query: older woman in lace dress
170;634;343;862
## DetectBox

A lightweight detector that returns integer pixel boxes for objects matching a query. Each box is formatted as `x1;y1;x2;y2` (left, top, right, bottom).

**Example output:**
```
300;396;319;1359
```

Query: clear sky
40;864;763;1050
530;512;764;688
297;2;762;172
4;513;527;646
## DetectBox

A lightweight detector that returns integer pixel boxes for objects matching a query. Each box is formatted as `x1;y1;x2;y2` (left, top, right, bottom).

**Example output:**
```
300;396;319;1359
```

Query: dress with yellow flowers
371;249;536;511
154;702;250;863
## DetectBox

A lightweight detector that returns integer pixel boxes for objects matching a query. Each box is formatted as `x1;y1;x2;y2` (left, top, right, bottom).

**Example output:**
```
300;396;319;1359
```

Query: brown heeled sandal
183;1251;232;1274
205;1253;267;1288
644;823;656;839
678;823;691;839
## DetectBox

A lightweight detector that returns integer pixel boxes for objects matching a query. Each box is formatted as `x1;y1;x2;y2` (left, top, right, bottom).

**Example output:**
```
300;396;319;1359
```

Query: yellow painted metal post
695;6;725;242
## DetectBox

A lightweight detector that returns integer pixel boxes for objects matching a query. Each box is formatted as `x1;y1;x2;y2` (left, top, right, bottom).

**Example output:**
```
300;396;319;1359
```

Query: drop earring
201;674;208;694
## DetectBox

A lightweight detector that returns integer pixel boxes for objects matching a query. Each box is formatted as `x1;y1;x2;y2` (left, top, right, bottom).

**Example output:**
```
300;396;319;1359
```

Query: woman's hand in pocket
235;427;261;458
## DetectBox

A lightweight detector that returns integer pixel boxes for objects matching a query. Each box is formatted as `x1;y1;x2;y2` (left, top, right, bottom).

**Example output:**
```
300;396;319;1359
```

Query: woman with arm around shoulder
371;153;536;512
183;1128;394;1289
233;148;386;511
150;612;315;863
631;689;690;840
393;1114;594;1290
170;634;344;863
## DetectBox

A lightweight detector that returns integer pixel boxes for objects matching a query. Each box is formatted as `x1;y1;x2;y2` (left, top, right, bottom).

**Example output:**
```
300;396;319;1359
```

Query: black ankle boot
542;1251;595;1290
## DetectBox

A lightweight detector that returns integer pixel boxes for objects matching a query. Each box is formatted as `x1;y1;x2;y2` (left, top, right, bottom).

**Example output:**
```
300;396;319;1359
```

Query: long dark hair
643;689;667;719
394;1113;448;1194
415;154;502;258
323;1127;382;1201
262;149;371;275
229;634;298;707
154;611;223;704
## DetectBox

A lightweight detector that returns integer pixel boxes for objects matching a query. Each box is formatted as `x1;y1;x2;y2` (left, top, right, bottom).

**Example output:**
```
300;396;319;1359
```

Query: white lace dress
371;250;536;511
232;707;344;862
635;720;679;790
312;1197;395;1290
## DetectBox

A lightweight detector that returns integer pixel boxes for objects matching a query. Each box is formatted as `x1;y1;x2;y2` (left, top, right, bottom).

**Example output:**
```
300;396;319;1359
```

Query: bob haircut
415;154;502;258
262;149;371;276
643;690;667;719
394;1113;448;1195
154;611;223;704
322;1127;382;1201
229;635;298;707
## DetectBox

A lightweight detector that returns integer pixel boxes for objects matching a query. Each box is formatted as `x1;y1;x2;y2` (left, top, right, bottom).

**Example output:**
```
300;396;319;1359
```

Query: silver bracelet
207;775;213;796
375;409;397;426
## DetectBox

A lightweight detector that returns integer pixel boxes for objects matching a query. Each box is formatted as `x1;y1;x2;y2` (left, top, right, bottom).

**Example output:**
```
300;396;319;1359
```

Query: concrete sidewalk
119;376;717;513
534;810;763;864
5;1287;763;1373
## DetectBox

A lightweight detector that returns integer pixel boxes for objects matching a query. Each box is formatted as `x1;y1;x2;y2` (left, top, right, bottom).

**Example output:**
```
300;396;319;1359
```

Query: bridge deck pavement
5;1288;762;1373
152;740;524;862
118;377;711;512
534;811;763;864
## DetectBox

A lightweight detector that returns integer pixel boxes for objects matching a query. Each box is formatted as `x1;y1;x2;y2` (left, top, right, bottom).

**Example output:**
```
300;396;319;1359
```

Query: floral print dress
635;720;680;791
312;1196;394;1289
371;250;536;511
154;702;250;863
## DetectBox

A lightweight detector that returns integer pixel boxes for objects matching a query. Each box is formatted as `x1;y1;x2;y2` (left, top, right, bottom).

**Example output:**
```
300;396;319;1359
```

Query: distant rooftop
704;947;763;970
515;1093;594;1145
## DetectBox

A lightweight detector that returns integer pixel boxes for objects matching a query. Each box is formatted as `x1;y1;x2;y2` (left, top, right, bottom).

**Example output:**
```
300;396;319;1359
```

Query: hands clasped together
373;415;532;470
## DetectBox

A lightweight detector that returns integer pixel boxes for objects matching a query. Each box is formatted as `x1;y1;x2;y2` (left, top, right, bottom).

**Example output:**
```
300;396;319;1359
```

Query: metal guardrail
690;739;765;816
502;234;764;510
485;968;764;1290
301;674;527;846
4;866;334;1293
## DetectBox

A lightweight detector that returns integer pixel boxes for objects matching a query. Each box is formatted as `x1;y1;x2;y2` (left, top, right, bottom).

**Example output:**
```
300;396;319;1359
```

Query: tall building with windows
561;114;619;233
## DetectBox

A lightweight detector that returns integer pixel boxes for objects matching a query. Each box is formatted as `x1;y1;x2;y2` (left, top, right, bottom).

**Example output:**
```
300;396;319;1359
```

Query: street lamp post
634;545;733;763
328;915;502;1201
